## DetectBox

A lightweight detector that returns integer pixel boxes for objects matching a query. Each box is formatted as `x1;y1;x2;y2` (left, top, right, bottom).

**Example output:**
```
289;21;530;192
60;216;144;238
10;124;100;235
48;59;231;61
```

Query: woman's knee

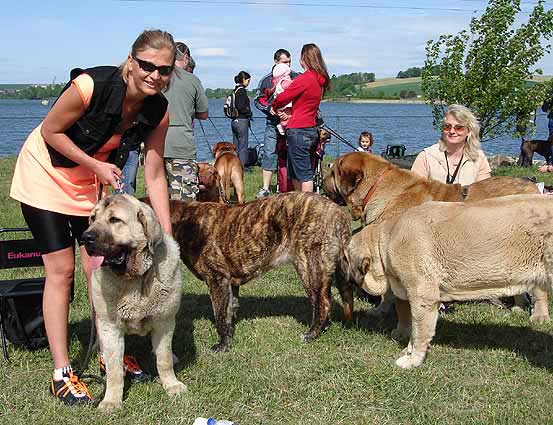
43;250;76;284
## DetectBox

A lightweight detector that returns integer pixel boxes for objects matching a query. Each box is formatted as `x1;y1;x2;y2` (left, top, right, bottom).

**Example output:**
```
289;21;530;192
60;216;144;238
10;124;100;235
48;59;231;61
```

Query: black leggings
20;203;89;255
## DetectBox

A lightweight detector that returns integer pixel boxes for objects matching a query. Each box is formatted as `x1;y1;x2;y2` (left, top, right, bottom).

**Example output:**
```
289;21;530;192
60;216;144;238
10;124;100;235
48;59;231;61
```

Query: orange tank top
10;74;122;216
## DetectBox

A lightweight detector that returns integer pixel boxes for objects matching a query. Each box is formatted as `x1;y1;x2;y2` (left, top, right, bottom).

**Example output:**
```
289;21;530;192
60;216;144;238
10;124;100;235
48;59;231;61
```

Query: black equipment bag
0;290;47;350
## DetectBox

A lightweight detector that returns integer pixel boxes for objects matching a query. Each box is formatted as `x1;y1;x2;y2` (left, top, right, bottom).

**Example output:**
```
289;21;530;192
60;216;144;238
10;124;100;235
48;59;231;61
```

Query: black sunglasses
132;56;173;76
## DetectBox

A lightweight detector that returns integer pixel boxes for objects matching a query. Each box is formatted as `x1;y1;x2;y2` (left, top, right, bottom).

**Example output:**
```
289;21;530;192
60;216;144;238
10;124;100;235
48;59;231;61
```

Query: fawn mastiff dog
197;162;222;203
165;192;352;352
348;194;553;368
323;151;549;322
213;142;245;204
83;195;186;412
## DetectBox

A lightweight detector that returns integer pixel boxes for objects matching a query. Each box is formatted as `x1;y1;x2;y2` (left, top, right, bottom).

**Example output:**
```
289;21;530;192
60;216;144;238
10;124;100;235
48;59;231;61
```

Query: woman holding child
411;104;491;185
10;29;175;405
272;43;330;192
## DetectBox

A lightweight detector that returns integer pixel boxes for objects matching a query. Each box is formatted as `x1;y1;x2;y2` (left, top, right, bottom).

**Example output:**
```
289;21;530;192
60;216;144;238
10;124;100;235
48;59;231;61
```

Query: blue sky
2;0;553;88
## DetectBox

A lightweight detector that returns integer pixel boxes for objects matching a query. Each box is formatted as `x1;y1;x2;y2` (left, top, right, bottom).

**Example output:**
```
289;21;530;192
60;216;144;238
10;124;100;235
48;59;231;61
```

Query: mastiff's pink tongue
90;255;105;271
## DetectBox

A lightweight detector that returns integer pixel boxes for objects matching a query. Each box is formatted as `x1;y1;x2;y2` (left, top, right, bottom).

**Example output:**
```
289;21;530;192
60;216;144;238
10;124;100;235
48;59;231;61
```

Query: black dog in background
517;137;553;167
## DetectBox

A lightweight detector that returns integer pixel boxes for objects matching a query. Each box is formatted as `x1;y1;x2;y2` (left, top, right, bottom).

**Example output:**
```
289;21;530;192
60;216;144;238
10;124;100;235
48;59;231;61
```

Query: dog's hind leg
151;317;187;396
391;298;411;341
207;278;236;352
295;255;332;342
335;277;354;322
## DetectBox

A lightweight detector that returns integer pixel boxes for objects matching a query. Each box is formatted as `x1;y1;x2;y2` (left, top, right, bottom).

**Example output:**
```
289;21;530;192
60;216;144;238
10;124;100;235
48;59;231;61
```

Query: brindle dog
165;192;352;352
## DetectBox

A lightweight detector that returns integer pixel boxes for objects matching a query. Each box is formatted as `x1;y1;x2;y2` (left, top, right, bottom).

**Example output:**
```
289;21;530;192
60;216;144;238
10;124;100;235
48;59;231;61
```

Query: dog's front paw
98;399;122;413
395;352;425;369
210;341;230;353
165;381;187;396
530;312;550;323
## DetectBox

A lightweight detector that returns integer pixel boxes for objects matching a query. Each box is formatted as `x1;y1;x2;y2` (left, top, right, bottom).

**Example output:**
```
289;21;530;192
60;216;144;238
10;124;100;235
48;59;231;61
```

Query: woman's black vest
47;66;168;169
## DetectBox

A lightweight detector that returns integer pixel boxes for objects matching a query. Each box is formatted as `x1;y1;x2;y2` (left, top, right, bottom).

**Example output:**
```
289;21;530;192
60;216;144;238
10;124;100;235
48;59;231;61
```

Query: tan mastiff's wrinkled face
323;153;372;219
83;194;162;278
198;162;220;190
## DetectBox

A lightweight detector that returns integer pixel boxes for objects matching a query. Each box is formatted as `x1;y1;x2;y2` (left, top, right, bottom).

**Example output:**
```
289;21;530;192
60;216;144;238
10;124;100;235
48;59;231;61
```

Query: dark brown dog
167;192;352;352
213;142;245;204
323;151;548;323
196;162;222;203
517;138;553;167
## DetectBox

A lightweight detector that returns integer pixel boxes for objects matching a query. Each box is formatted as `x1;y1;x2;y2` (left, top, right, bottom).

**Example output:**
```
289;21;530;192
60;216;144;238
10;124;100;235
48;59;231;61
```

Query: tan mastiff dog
348;194;553;369
323;151;548;322
213;141;245;204
197;162;222;203
83;195;186;412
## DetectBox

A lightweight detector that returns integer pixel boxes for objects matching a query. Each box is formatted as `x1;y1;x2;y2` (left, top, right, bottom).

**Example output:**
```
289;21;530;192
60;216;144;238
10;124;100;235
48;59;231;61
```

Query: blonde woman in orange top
10;29;176;406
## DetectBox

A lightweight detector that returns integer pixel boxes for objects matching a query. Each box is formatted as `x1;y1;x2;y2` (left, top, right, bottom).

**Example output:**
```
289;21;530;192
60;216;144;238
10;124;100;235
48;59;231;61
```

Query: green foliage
422;0;553;141
325;72;376;98
397;67;422;78
0;84;64;100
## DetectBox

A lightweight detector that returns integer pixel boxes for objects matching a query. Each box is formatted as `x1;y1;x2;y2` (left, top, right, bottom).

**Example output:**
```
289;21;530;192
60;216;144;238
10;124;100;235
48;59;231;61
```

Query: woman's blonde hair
439;104;482;161
300;43;331;92
119;29;177;81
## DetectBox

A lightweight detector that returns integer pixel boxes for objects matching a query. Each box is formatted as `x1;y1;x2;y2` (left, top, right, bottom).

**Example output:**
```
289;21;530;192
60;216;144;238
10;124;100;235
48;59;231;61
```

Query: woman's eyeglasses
132;56;173;76
442;123;467;132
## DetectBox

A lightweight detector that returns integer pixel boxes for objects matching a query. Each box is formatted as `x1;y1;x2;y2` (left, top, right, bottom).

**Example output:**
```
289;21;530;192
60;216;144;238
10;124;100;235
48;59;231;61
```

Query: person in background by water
254;48;298;199
272;43;330;193
411;104;491;185
272;63;293;136
9;29;176;406
163;41;209;201
357;131;373;153
230;71;253;167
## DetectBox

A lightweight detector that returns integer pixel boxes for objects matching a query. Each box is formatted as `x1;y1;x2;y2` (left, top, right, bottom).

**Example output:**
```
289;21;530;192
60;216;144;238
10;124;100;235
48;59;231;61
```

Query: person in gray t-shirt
163;42;209;201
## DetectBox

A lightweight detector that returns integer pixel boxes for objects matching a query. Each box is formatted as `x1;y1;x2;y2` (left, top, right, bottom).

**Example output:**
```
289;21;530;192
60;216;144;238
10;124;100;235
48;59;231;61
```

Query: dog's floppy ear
339;161;366;220
213;142;225;155
137;201;163;253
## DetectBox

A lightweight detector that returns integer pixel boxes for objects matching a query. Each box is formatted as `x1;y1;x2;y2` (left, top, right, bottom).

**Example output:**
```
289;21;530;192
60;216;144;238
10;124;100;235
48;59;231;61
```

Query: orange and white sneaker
50;369;93;406
99;354;151;383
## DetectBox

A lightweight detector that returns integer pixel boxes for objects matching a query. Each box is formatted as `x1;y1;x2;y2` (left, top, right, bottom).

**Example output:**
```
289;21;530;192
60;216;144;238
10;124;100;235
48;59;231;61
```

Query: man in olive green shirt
164;42;209;201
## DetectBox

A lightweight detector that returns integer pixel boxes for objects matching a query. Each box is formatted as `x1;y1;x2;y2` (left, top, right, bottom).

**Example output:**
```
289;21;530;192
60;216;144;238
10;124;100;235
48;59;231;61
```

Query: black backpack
224;87;241;119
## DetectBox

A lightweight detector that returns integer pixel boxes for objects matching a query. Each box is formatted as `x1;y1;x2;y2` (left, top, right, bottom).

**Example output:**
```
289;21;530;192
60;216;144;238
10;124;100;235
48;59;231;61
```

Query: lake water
0;98;549;161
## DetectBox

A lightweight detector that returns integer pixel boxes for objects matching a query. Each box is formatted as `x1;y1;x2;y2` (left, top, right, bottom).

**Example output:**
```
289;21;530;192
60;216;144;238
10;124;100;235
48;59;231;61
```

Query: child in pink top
272;63;293;135
357;131;374;153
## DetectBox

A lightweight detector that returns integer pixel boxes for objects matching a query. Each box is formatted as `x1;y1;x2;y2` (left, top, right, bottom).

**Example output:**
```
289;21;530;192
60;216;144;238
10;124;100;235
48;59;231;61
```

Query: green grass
363;82;423;98
2;156;553;423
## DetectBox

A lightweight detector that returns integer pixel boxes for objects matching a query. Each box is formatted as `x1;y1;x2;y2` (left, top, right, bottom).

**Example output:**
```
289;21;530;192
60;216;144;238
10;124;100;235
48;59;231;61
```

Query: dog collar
360;166;394;209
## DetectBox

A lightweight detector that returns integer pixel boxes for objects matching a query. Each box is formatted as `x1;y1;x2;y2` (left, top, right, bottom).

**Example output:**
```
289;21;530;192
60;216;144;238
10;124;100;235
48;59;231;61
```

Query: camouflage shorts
164;159;199;201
